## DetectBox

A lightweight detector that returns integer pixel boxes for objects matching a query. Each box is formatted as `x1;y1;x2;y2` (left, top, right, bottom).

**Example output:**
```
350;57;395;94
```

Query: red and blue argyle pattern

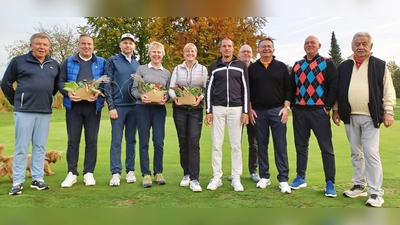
293;56;328;106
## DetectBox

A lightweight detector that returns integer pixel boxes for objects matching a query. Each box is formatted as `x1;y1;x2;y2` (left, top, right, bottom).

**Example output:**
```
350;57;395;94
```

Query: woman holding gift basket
131;41;171;188
168;43;208;192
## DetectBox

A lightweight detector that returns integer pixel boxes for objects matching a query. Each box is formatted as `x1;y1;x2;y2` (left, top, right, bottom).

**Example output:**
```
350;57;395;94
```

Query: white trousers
344;114;384;196
211;106;243;179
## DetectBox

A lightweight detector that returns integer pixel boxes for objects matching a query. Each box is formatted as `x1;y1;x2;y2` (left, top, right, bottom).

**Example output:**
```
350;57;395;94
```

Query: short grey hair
30;33;51;45
352;32;372;45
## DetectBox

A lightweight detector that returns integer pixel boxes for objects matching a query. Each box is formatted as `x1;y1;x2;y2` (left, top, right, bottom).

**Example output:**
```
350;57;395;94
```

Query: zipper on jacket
226;61;234;107
40;60;51;69
20;93;24;107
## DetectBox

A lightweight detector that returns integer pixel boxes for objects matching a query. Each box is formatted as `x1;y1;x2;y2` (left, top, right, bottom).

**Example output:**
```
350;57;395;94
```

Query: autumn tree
148;17;267;71
328;31;343;66
85;17;151;65
85;17;267;71
4;23;79;65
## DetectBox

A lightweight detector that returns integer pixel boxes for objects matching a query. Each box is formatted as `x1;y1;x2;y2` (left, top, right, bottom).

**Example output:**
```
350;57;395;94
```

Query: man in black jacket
1;33;60;195
205;38;249;192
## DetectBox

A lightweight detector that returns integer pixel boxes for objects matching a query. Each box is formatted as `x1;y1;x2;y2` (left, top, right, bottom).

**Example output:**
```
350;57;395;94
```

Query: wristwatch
385;111;394;116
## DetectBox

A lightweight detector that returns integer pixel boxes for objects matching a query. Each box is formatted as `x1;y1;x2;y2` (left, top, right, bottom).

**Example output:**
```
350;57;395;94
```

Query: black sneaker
30;180;49;190
9;183;23;195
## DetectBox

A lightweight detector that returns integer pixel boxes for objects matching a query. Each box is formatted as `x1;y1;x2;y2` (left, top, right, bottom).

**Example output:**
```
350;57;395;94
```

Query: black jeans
246;122;258;174
292;107;336;183
173;107;203;181
65;101;101;176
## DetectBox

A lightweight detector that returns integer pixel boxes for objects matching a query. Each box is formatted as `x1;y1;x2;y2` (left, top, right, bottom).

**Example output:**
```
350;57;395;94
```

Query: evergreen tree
328;31;343;66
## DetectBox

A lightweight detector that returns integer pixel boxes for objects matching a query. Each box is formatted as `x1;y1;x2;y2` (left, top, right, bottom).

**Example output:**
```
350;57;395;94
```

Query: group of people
1;31;395;208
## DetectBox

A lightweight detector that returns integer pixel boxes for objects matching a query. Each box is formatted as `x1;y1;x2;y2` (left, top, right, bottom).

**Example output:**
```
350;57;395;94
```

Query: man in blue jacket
104;33;140;186
1;33;60;195
57;34;105;188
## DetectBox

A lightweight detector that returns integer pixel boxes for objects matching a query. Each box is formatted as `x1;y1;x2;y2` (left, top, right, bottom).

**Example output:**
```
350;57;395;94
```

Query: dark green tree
387;61;400;98
328;31;343;66
85;17;151;65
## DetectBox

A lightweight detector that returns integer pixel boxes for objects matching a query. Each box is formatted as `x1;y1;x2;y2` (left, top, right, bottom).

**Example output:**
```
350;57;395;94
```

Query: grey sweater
131;63;171;105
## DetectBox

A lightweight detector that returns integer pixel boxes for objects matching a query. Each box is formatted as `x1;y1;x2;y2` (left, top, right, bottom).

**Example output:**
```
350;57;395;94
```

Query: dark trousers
65;101;101;176
173;107;203;181
246;122;258;174
109;105;137;174
136;104;166;176
255;107;289;182
292;108;336;183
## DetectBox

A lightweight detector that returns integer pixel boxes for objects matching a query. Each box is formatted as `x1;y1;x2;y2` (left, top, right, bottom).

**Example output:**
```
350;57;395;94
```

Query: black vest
337;56;385;128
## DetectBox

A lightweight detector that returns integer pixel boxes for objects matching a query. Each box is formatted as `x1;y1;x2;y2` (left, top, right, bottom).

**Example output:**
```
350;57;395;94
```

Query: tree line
1;17;399;112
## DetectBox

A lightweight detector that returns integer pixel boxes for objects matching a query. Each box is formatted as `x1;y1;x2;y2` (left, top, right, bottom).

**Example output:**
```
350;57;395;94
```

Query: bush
0;88;13;112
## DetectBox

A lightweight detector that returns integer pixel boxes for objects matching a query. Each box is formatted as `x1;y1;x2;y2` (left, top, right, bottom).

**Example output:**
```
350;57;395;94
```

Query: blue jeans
13;112;51;183
254;107;289;182
136;104;166;176
173;107;203;181
109;105;137;174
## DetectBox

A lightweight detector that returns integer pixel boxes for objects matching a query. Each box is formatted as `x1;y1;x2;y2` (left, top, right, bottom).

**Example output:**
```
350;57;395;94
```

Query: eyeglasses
240;50;252;54
258;45;273;49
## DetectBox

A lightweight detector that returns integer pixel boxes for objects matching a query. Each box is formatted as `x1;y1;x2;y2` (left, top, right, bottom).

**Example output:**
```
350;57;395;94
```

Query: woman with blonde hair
168;43;207;192
131;41;171;188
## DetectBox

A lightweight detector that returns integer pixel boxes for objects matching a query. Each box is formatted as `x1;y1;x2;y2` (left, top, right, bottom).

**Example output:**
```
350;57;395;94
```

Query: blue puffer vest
63;55;105;111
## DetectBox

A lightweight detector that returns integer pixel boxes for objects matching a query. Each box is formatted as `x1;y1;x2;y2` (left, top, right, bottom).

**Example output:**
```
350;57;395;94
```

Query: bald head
239;44;253;66
304;35;321;60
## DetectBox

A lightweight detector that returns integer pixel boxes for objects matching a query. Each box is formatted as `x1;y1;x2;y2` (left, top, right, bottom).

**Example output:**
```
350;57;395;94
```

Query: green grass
0;103;399;208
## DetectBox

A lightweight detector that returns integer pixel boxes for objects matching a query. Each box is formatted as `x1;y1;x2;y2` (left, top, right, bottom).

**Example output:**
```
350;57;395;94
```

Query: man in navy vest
333;32;396;207
58;34;105;188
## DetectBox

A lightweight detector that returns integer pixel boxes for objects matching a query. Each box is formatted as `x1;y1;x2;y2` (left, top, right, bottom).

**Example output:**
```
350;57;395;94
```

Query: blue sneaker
325;180;337;197
289;175;307;189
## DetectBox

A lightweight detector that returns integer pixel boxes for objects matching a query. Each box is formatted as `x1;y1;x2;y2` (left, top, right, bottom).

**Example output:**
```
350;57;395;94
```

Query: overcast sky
1;17;400;79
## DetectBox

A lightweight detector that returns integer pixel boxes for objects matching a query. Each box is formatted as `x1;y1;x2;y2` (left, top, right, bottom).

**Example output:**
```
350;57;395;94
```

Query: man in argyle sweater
289;35;338;197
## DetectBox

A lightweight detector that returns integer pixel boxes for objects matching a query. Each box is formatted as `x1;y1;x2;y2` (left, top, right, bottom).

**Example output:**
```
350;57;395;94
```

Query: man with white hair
333;32;396;207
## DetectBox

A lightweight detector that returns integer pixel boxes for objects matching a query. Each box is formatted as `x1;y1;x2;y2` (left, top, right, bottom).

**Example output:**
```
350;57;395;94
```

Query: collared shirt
148;62;164;71
121;52;132;63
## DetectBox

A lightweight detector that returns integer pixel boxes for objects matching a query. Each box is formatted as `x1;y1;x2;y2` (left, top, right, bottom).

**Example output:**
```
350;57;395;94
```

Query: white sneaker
366;194;385;207
256;178;271;189
180;174;191;187
231;178;244;192
279;182;291;194
84;172;96;186
61;172;77;188
126;171;137;183
207;178;222;190
190;180;202;192
109;173;120;186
